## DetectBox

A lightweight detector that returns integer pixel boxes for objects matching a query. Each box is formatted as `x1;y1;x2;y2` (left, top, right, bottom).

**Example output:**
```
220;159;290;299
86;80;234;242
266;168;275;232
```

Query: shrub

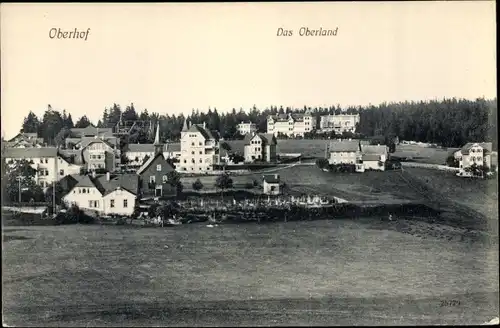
192;179;204;191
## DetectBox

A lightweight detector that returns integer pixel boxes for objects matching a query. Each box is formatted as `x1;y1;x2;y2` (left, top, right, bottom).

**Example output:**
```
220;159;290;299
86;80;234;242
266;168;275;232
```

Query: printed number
440;300;461;307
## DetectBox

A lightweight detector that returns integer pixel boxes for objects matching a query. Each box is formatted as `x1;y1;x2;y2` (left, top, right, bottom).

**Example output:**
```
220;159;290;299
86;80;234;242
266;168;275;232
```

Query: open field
392;144;459;165
227;139;328;157
3;219;499;326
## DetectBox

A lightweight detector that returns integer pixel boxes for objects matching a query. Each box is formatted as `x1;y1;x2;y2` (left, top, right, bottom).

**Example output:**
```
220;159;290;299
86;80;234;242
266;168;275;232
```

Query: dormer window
157;164;161;171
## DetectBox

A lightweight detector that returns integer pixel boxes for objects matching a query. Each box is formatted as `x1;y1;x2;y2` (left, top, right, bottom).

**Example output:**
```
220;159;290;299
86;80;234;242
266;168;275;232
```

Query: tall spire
153;121;162;156
154;121;160;145
182;119;189;132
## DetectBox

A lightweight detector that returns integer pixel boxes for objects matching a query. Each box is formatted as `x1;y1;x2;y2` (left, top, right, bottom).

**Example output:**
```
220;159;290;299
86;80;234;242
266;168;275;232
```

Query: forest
15;98;497;149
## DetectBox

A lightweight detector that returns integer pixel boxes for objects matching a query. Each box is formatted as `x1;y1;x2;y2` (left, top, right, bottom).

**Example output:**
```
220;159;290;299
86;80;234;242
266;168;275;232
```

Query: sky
1;2;497;139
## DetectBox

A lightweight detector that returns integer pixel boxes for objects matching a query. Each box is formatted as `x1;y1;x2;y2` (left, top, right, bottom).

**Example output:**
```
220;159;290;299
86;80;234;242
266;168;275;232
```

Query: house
79;138;120;172
263;174;280;195
124;142;181;166
69;126;114;139
3;147;83;189
62;172;139;216
65;135;119;150
243;132;277;163
179;120;220;172
6;132;45;148
237;121;257;135
360;144;389;171
319;114;360;133
454;142;493;176
328;140;362;165
136;123;177;198
267;111;315;137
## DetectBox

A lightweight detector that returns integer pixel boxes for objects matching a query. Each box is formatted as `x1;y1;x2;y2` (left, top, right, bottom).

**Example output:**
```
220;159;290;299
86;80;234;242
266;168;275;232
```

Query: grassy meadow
3;219;499;326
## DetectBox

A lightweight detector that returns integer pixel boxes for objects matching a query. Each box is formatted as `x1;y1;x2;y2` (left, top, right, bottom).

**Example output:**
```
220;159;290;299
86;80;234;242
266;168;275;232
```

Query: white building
360;144;389;171
454;142;493;176
237;121;257;135
267;112;315;137
319;114;360;133
328;140;362;165
243;133;277;163
263;174;280;195
62;172;139;216
178;120;220;173
124;143;181;166
3;147;83;190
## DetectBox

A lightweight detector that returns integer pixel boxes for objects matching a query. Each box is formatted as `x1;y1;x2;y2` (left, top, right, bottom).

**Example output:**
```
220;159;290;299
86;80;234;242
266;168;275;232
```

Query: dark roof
187;124;220;141
461;142;493;155
263;174;280;184
58;149;84;165
70;127;113;138
8;132;39;142
136;153;175;175
362;154;381;161
66;173;139;196
361;145;388;155
94;173;139;196
329;140;360;153
269;113;310;122
79;138;115;150
243;133;277;146
3;147;58;158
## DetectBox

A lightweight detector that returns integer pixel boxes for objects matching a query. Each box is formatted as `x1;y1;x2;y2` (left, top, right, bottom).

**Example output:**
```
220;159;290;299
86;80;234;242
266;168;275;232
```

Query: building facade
237;121;257;135
454;142;492;175
136;122;177;198
243;133;277;163
319;114;360;134
328;140;362;165
263;174;281;195
360;144;389;171
3;147;82;189
62;172;139;216
124;143;181;167
179;120;220;173
267;112;315;137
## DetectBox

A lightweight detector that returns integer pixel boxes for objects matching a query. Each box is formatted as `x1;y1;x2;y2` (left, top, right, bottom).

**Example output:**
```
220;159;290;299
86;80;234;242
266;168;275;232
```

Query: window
199;159;203;163
191;151;195;155
150;176;156;183
110;200;115;208
59;169;64;176
199;142;202;146
199;151;202;155
45;159;48;163
123;200;128;208
184;159;187;163
157;164;161;171
82;188;87;194
162;175;168;183
191;142;195;146
78;188;82;194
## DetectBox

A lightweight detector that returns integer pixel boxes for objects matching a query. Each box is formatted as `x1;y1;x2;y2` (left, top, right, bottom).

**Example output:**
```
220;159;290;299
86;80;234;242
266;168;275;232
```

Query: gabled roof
187;124;220;141
243;133;277;146
8;132;39;142
3;147;58;158
461;142;493;155
70;127;113;138
361;145;388;155
362;154;381;161
94;173;139;196
80;138;115;150
66;173;140;197
263;174;280;184
136;153;175;175
58;149;84;165
268;113;311;123
329;140;360;153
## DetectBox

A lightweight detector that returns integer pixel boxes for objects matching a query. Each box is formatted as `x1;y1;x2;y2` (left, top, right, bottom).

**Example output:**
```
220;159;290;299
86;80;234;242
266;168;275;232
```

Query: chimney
203;122;206;129
91;170;96;178
275;174;278;179
106;172;110;181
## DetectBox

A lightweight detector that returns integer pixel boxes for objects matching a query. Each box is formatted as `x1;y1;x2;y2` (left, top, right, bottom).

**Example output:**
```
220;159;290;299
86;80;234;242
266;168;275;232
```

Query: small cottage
263;174;280;195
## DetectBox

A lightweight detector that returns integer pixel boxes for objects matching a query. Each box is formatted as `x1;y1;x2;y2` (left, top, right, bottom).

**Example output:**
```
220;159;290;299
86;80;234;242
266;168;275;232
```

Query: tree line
18;97;497;149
